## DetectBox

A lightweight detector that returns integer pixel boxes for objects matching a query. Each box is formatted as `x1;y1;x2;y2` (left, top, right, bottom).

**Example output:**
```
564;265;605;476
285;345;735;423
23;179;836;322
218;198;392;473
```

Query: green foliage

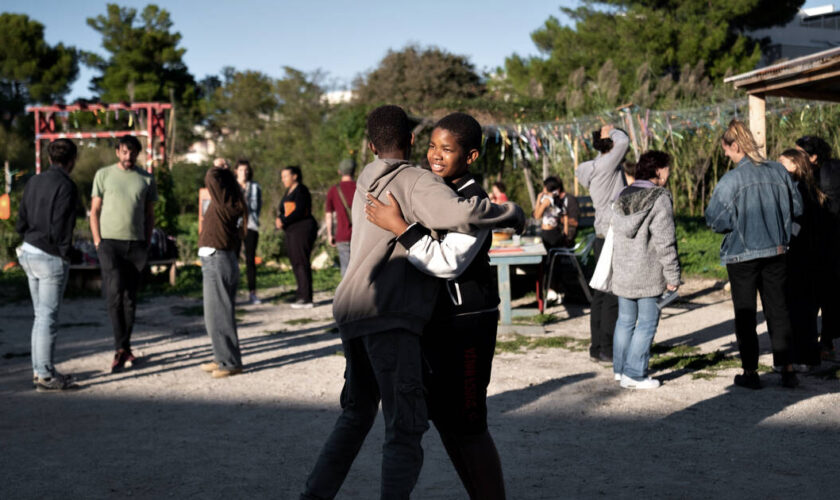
84;4;196;104
495;334;589;353
354;44;485;115
676;216;726;279
170;161;208;215
499;0;802;111
0;13;79;122
153;165;179;234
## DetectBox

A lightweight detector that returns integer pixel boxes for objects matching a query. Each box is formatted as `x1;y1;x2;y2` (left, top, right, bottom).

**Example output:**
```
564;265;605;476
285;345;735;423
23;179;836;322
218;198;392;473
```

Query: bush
154;165;180;234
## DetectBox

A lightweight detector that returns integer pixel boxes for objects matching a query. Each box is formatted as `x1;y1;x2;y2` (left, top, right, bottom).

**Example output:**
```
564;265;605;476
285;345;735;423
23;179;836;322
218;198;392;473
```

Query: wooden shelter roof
724;46;840;102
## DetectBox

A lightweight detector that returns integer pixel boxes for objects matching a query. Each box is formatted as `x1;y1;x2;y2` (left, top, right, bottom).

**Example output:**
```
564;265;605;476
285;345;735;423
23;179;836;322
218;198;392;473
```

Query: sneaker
211;367;243;379
780;370;800;388
590;352;612;364
733;372;762;390
614;373;622;381
35;373;78;393
249;293;262;305
620;374;660;389
200;361;219;373
545;288;560;304
111;349;136;373
290;300;314;309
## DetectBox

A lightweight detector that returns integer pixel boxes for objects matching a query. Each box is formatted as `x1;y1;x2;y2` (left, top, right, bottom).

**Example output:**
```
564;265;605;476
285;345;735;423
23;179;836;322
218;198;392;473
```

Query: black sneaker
734;372;762;390
780;370;799;388
35;373;78;393
111;349;136;373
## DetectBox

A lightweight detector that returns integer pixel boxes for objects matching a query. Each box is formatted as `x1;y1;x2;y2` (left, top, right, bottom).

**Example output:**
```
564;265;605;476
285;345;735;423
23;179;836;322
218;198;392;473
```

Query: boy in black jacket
365;113;507;499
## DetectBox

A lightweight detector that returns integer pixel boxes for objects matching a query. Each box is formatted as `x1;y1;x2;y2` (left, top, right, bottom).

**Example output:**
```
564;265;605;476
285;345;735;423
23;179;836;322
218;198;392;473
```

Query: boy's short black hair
492;181;506;192
237;159;253;181
47;139;77;167
367;105;412;153
434;112;483;152
544;176;564;193
117;135;142;153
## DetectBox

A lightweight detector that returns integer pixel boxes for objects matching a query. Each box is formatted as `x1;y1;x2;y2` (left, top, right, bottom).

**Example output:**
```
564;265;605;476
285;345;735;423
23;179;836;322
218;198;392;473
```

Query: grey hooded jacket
333;158;525;340
576;128;629;237
609;184;681;298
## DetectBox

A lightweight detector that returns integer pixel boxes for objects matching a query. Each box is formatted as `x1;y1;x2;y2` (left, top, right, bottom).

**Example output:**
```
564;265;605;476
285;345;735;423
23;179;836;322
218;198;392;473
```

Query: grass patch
235;308;247;320
171;304;204;316
650;342;771;379
495;334;588;354
676;216;726;279
285;317;316;326
512;313;558;326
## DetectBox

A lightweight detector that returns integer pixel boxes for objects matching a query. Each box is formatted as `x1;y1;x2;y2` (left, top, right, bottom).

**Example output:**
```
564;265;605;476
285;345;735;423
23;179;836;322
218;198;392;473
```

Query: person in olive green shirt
90;136;158;372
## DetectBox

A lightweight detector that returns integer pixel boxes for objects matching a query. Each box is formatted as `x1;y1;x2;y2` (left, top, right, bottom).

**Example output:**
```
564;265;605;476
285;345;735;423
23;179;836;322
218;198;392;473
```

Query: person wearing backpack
325;158;356;276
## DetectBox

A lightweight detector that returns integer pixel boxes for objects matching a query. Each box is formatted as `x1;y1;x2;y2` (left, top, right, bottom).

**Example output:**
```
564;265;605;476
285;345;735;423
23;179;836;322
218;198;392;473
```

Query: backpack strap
336;184;352;227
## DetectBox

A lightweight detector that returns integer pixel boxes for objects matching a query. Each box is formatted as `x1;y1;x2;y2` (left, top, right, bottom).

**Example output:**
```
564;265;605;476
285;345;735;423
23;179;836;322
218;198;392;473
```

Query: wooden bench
69;259;178;289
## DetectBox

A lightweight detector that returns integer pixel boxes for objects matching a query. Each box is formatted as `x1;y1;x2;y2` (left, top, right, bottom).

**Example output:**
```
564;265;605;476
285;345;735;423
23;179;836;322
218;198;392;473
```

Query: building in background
752;4;840;66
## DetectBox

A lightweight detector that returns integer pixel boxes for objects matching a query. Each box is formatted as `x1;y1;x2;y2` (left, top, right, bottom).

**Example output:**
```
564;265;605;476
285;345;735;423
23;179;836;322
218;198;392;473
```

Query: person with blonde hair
706;120;803;389
779;148;825;370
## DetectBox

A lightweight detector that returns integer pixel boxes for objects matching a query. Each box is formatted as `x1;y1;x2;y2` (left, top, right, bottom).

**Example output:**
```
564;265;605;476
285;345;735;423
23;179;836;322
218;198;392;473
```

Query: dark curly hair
366;105;412;153
434;112;482;152
633;150;671;181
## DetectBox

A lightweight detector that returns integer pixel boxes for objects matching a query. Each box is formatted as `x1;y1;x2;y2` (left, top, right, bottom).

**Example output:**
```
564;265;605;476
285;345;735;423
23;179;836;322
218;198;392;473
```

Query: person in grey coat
610;151;680;389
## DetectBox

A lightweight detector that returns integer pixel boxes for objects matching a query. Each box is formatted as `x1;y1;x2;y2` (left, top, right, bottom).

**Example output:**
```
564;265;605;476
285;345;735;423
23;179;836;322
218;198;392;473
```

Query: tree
501;0;803;106
0;13;78;122
354;44;485;114
83;4;196;105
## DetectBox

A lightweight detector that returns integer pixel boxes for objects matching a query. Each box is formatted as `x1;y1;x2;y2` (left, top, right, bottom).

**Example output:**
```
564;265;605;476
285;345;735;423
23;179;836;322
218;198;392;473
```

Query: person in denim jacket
706;120;802;390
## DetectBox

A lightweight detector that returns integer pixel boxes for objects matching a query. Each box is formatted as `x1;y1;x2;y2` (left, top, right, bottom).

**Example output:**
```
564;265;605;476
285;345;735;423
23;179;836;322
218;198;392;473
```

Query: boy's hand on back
365;192;409;236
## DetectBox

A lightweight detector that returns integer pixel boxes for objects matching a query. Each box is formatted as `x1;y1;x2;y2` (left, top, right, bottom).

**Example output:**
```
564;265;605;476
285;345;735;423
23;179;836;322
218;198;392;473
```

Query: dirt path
1;279;838;499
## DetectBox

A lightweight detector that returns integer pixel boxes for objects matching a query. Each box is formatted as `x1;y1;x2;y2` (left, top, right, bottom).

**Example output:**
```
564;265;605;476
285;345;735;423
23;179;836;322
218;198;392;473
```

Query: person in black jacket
779;148;826;370
16;139;79;392
275;166;318;308
795;136;840;360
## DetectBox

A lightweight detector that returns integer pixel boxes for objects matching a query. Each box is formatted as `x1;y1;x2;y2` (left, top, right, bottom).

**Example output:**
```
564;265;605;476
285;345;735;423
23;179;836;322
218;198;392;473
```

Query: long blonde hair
722;119;765;164
780;148;827;206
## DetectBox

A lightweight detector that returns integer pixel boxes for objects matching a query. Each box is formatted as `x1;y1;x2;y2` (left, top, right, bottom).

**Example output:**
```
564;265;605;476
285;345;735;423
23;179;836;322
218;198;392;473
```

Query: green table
489;242;547;325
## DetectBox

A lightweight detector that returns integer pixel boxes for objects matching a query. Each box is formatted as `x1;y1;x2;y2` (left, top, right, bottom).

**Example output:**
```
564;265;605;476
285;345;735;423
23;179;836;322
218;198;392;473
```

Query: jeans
727;255;793;370
590;237;618;357
336;241;351;277
201;250;242;369
613;296;661;380
302;330;428;500
97;239;147;351
18;249;70;378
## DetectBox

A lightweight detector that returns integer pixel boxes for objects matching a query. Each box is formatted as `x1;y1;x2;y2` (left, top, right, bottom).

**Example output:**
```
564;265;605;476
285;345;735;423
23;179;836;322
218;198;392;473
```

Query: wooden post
749;93;767;158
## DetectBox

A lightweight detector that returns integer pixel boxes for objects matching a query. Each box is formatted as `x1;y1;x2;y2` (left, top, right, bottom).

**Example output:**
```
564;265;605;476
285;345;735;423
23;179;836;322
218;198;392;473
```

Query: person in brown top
198;166;247;378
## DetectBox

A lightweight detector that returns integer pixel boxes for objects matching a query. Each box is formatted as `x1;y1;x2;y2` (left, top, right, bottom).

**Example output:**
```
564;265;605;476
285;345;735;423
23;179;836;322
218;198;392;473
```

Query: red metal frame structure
27;102;172;173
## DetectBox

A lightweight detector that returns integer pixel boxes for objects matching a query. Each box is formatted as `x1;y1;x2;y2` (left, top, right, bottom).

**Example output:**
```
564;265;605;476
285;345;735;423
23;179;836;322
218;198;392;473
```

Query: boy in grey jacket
301;105;524;500
576;124;629;362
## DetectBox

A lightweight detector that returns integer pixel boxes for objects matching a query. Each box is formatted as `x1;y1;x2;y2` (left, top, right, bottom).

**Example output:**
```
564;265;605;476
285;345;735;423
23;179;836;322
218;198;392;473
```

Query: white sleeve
405;228;490;279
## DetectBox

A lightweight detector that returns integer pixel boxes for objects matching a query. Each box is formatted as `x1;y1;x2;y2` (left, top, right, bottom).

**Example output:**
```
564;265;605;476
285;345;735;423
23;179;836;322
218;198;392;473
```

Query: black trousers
242;229;259;293
727;255;793;370
786;252;821;365
285;219;317;302
590;237;617;357
97;239;147;351
302;330;428;499
819;227;840;349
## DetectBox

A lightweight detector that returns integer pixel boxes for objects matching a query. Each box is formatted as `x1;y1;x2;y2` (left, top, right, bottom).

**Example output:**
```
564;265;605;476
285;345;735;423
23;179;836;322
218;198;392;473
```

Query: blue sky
4;0;578;99
4;1;832;100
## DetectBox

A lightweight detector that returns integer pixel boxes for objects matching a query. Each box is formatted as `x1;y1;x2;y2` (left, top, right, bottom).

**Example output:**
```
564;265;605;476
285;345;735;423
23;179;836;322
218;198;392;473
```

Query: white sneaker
290;301;314;309
545;288;560;303
614;373;622;381
620;374;660;389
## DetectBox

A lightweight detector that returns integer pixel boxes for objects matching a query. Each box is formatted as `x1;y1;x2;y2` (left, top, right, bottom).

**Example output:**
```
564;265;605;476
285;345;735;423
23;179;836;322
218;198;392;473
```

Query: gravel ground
1;278;838;499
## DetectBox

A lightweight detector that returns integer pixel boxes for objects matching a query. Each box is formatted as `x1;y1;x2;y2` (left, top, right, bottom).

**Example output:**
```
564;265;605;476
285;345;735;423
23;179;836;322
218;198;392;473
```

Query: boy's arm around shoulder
404;171;525;234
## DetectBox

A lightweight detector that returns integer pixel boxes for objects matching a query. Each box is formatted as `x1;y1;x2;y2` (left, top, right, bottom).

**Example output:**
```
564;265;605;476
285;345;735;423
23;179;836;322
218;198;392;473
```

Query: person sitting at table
534;176;579;250
534;176;580;303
